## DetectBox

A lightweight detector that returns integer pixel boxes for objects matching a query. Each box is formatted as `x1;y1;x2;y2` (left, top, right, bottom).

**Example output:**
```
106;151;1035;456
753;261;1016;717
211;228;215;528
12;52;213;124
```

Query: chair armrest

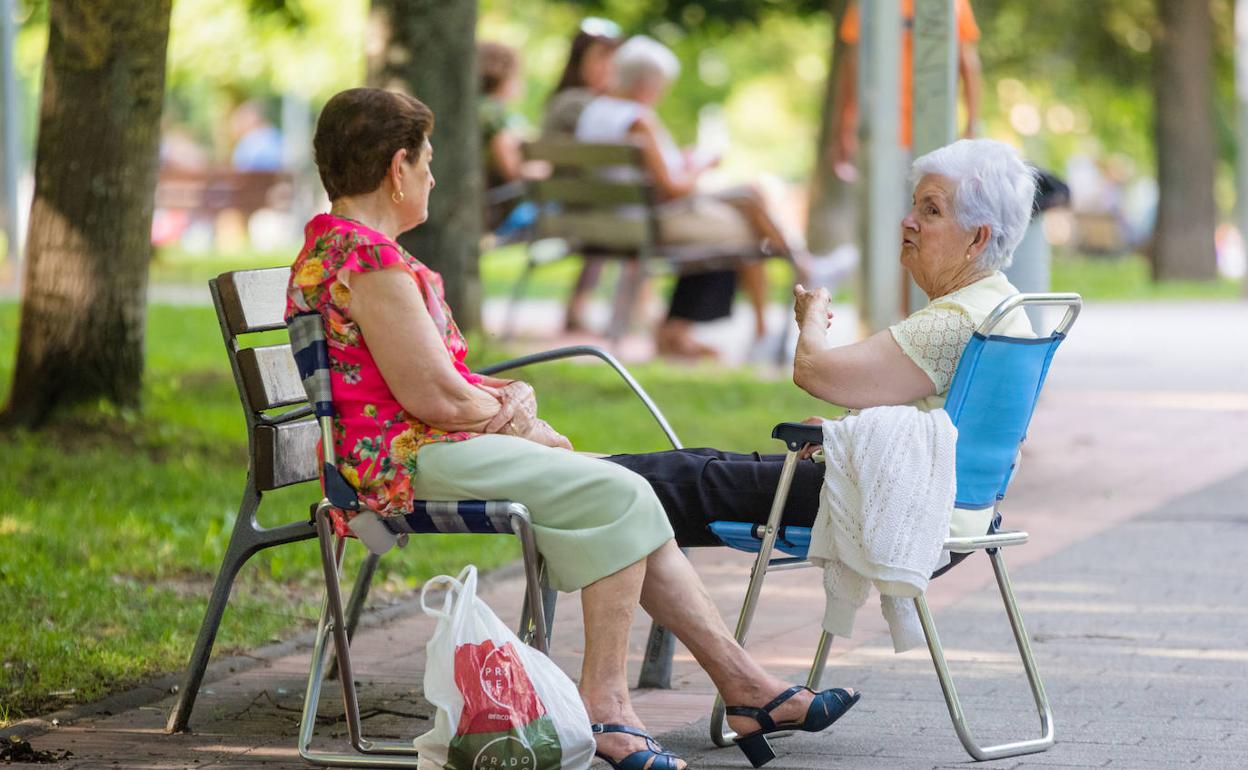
943;530;1029;551
479;345;682;450
772;422;822;452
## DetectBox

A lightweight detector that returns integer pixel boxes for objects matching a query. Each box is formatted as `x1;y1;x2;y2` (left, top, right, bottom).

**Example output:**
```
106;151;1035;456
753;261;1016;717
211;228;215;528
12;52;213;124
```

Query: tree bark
367;0;482;329
1152;0;1217;281
1;0;172;427
806;0;856;254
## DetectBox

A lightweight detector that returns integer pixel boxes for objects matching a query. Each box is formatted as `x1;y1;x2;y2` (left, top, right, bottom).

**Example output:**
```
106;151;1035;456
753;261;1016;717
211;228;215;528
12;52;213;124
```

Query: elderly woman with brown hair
286;87;857;770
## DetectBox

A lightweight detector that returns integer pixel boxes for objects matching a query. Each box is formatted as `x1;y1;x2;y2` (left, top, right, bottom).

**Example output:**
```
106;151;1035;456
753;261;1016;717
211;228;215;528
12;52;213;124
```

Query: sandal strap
725;685;808;733
593;724;683;770
591;723;650;739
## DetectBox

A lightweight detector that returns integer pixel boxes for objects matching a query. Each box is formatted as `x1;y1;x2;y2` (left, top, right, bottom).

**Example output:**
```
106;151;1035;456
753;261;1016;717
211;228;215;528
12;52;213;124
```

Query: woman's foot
723;681;857;736
592;724;686;770
655;320;718;361
586;699;686;770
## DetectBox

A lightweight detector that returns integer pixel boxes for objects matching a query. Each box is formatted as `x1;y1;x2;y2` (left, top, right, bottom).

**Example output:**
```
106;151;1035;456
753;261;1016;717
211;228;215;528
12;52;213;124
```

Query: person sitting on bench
287;86;858;770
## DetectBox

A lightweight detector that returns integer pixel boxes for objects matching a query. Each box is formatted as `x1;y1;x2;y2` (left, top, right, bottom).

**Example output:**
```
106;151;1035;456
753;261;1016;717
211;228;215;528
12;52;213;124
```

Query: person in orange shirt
833;0;983;180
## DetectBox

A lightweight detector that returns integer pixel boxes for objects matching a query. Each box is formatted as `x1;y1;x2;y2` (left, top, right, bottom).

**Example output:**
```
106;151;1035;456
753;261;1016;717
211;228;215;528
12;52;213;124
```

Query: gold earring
391;190;405;204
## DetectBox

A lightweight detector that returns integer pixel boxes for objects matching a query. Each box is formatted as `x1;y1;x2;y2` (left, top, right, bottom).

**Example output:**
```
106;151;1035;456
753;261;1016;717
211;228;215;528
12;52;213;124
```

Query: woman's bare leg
720;184;813;284
738;261;769;340
581;558;686;767
640;541;852;735
565;259;604;332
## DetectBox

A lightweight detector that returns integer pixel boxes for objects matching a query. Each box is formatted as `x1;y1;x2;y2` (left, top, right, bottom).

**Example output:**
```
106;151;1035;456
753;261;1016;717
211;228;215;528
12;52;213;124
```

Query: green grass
1051;253;1244;301
0;301;832;723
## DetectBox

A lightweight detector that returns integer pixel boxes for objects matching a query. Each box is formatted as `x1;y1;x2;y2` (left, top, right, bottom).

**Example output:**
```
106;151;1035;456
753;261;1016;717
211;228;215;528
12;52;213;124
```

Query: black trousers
603;448;825;547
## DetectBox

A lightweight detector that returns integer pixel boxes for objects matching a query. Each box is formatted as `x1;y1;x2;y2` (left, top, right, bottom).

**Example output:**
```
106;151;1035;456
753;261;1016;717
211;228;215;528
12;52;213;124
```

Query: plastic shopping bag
413;565;593;770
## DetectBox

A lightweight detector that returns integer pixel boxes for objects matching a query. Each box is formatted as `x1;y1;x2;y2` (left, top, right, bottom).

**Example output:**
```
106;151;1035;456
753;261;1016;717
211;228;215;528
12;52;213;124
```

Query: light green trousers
412;435;674;592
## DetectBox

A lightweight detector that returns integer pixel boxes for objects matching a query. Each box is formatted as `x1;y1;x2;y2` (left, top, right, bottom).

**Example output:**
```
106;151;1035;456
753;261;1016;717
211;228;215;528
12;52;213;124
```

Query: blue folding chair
286;313;683;768
705;293;1081;762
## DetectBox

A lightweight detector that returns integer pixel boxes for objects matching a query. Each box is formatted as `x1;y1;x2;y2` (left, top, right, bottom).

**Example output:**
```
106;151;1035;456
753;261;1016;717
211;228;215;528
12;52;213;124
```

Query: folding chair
286;318;684;767
704;293;1081;762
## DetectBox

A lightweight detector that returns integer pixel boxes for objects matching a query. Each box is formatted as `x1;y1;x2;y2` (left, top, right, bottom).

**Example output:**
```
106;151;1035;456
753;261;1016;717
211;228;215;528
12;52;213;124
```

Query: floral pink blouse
286;214;482;530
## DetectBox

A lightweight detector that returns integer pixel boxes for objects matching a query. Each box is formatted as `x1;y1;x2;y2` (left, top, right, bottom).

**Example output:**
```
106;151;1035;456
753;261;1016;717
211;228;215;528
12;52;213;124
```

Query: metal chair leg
327;549;379;681
518;561;558;650
806;630;834;690
299;506;422;768
915;549;1054;761
508;505;548;653
710;452;802;748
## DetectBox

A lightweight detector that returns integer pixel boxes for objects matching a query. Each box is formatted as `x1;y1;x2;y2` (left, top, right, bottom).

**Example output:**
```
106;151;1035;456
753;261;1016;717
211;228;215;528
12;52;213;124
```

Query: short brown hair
313;88;434;200
478;41;519;95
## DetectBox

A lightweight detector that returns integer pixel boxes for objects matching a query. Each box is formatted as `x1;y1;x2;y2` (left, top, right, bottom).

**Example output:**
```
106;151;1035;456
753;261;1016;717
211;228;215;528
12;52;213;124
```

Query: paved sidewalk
5;301;1248;769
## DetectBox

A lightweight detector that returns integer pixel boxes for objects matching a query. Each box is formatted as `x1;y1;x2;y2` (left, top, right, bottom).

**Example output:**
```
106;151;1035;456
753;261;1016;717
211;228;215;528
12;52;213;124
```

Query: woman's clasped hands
482;380;573;451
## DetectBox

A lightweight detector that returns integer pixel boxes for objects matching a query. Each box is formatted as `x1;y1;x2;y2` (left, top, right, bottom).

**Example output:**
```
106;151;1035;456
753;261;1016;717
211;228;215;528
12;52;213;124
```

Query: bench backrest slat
254;420;319;490
530;177;650;207
523;140;642;167
217;267;290;335
536;211;650;252
236;344;306;412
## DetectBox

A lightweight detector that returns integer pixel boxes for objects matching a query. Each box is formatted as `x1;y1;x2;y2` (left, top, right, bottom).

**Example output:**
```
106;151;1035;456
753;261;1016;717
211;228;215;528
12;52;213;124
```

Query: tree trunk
1152;0;1217;281
806;0;856;254
1;0;171;428
367;0;482;329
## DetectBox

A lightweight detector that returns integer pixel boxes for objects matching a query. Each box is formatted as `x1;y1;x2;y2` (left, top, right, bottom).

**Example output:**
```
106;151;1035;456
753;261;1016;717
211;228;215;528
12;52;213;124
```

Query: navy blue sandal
591;723;684;770
726;685;860;767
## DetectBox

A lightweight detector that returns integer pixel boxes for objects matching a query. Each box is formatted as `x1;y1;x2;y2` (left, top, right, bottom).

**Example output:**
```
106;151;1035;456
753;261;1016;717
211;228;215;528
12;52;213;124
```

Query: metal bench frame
706;294;1081;762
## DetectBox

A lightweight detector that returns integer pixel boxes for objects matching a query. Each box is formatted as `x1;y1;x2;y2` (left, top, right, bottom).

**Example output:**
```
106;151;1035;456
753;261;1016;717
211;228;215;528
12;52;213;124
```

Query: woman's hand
482;380;574;451
482;380;537;434
798;415;825;460
793;284;833;332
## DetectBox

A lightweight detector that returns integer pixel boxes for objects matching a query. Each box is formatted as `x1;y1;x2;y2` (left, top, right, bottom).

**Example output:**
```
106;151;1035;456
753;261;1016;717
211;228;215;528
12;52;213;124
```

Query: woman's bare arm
628;113;703;200
347;266;501;431
791;285;935;409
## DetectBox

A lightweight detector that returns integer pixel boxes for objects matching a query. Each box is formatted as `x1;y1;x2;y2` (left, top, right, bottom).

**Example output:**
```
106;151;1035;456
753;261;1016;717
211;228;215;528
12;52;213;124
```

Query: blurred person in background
478;41;537;238
543;18;624;332
542;17;623;137
576;35;811;359
229;100;284;172
833;0;982;181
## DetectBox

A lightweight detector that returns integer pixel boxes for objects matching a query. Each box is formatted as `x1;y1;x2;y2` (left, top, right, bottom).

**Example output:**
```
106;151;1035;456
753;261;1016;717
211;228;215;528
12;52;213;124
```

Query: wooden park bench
503;139;770;343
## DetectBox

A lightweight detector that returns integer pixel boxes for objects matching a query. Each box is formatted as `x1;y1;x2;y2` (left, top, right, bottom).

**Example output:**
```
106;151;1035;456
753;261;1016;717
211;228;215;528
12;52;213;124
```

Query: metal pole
859;0;904;332
908;0;958;313
1236;0;1248;296
0;0;22;285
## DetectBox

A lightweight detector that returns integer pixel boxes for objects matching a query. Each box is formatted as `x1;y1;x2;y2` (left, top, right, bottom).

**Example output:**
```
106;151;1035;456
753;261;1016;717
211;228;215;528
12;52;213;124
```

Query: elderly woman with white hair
576;35;809;358
606;138;1037;545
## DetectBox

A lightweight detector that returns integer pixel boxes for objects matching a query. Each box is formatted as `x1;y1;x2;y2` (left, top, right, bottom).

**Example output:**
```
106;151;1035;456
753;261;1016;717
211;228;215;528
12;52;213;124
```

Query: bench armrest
479;345;682;450
772;422;822;452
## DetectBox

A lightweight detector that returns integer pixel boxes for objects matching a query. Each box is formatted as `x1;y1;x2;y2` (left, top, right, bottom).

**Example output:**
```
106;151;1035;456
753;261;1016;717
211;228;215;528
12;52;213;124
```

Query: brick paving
4;300;1248;769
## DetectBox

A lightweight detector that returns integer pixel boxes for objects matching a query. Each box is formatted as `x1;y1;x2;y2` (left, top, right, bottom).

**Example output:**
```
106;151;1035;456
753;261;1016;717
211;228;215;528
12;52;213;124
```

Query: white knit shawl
808;405;957;652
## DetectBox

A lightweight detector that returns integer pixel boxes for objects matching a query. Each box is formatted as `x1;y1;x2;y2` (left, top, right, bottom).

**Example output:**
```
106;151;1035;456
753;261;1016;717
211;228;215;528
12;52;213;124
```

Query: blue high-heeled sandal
726;685;860;768
591;723;684;770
